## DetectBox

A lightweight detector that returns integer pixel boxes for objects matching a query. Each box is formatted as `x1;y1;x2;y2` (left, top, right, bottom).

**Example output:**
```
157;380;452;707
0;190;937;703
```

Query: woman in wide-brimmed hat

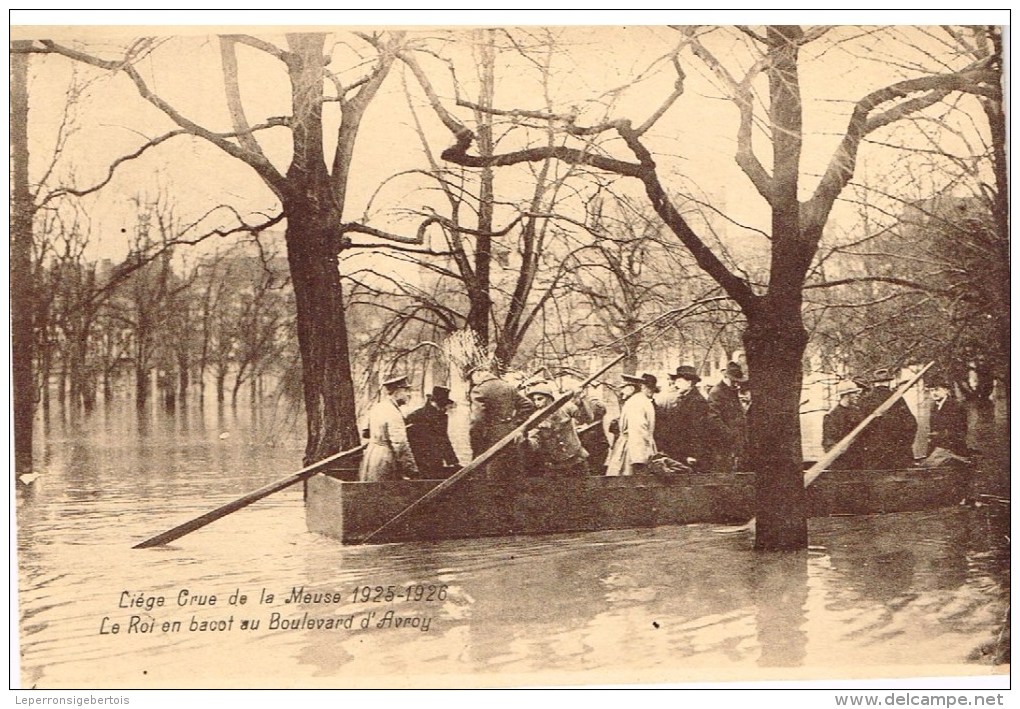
605;372;658;476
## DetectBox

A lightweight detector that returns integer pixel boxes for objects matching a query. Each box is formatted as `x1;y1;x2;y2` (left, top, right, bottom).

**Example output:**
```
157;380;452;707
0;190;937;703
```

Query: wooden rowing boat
305;464;971;545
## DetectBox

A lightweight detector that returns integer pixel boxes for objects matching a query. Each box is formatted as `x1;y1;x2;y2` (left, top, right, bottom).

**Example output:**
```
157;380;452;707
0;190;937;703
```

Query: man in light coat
359;374;419;482
606;373;658;476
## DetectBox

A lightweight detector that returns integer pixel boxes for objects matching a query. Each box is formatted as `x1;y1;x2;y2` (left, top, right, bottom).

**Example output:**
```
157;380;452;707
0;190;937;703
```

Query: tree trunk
744;308;809;550
231;375;242;409
10;46;35;476
284;205;360;464
467;29;496;350
178;355;190;403
135;361;149;408
983;26;1009;396
41;346;52;415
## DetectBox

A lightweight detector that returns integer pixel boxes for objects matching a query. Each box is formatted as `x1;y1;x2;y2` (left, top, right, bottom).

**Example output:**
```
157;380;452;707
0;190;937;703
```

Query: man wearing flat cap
359;374;420;481
405;386;460;479
654;364;712;470
708;362;748;473
606;372;658;476
822;380;865;469
854;367;918;469
525;382;589;477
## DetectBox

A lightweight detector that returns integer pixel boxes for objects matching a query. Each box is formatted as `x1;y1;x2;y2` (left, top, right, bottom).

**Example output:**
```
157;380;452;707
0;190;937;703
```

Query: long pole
356;352;626;544
133;444;366;548
803;361;933;486
737;361;933;534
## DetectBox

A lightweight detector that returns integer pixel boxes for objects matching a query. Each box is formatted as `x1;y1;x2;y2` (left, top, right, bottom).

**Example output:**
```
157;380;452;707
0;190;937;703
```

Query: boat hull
305;467;970;545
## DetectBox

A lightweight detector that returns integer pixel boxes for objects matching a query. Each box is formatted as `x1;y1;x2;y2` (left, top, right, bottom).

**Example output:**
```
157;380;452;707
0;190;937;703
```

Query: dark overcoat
406;401;459;478
708;380;746;473
654;387;712;467
469;374;535;480
822;403;865;469
929;397;968;457
854;386;917;469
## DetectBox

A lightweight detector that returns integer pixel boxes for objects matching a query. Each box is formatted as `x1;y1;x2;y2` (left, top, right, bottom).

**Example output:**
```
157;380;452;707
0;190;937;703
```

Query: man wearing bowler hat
359;374;420;482
606;372;658;476
654;364;712;470
708;361;748;473
405;386;460;479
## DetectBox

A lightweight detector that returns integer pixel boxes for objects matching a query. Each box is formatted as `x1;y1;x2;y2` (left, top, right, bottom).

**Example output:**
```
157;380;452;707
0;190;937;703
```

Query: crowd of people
357;361;968;482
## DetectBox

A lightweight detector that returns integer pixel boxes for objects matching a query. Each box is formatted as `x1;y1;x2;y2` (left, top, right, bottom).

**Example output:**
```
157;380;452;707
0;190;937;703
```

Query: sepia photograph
9;10;1011;698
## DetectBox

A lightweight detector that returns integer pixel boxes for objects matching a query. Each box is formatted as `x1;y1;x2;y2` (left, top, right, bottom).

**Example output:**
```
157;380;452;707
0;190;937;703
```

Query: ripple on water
15;404;1011;687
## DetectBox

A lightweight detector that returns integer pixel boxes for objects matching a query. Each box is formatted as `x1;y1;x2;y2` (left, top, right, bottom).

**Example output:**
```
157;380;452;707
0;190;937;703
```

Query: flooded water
14;401;1010;689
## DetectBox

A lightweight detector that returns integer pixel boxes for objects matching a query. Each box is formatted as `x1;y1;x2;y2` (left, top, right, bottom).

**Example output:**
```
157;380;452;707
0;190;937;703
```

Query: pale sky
9;12;1007;270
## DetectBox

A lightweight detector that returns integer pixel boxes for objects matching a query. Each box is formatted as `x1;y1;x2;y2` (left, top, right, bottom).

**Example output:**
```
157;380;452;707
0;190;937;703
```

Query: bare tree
343;29;602;377
403;25;998;549
18;31;417;464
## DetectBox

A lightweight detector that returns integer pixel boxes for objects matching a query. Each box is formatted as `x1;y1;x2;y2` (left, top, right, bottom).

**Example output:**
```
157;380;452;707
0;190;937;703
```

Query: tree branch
31;39;289;198
804;63;997;233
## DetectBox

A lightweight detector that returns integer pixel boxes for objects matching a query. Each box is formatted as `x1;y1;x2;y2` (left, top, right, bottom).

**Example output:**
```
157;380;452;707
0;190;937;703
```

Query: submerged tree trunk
285;203;359;463
11;46;35;476
744;308;809;550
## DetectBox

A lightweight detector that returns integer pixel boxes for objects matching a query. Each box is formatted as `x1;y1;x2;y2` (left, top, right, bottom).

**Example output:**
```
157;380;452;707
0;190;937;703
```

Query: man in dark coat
405;386;460;479
822;380;864;469
854;368;917;469
654;364;712;470
928;379;968;457
468;366;535;481
708;361;748;473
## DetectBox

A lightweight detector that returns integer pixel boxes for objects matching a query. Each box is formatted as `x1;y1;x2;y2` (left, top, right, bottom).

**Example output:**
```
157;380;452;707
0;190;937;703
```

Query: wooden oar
735;361;933;534
356;353;627;545
133;443;366;549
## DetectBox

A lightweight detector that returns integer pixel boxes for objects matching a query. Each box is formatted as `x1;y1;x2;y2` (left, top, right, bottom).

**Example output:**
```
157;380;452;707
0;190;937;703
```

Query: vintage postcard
9;11;1010;697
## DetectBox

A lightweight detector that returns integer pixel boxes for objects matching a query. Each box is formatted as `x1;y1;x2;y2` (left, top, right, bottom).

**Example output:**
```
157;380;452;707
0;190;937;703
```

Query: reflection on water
15;401;1010;688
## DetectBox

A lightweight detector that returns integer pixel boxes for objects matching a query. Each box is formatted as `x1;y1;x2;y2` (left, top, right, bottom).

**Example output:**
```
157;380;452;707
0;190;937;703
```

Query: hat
669;364;701;383
725;362;748;382
622;372;659;393
871;368;893;384
429;386;454;407
527;382;556;400
836;380;862;398
382;374;411;390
